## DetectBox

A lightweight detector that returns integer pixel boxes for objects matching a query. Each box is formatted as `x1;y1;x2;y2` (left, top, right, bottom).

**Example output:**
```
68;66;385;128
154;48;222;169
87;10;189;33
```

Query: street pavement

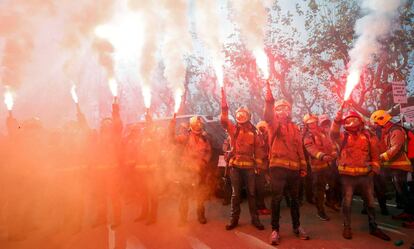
1;196;413;249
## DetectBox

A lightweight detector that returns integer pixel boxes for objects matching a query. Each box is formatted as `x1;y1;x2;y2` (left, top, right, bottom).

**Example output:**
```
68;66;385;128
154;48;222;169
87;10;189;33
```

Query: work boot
342;227;352;240
270;230;280;245
370;228;391;241
225;219;238;230
293;227;310;240
317;212;330;221
251;217;264;230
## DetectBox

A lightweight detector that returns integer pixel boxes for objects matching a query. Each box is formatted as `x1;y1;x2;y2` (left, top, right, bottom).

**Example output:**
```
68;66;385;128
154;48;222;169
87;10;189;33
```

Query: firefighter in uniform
170;115;212;225
264;83;309;245
221;88;265;231
135;111;161;225
91;97;123;229
371;110;413;221
331;106;390;240
303;114;337;221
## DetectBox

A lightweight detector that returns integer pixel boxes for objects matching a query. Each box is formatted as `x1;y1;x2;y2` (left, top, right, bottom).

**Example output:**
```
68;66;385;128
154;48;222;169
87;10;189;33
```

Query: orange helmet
303;114;318;124
370;110;392;126
235;106;251;124
189;116;203;134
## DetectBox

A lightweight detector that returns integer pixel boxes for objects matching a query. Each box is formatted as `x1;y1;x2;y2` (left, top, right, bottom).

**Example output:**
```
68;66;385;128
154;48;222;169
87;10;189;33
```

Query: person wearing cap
220;88;265;231
331;105;390;241
371;110;413;222
255;121;271;216
264;83;309;245
169;115;212;225
303;114;337;221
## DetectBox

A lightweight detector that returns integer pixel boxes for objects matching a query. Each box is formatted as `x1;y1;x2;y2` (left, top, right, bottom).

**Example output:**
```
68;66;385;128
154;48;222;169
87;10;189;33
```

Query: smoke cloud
194;0;225;85
161;0;192;99
345;0;405;99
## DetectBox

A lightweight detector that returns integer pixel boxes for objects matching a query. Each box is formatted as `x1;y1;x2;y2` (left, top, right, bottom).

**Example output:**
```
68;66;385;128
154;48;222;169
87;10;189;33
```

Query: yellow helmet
370;110;392;126
303;114;318;124
189;116;203;134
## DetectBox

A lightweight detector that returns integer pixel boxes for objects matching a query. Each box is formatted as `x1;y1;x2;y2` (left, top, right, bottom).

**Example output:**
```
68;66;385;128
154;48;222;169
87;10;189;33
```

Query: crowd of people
0;84;413;246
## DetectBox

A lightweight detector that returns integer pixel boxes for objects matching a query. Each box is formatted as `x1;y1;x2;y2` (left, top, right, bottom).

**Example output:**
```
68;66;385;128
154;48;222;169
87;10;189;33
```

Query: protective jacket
330;120;380;176
264;99;306;171
220;108;265;168
380;123;412;172
170;120;212;172
303;129;336;172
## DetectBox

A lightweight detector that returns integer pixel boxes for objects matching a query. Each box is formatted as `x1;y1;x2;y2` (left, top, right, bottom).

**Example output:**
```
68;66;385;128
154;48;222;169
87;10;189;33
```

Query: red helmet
344;111;363;131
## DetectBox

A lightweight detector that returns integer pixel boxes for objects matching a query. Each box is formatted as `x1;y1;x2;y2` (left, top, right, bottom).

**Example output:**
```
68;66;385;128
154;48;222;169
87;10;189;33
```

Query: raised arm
264;80;274;124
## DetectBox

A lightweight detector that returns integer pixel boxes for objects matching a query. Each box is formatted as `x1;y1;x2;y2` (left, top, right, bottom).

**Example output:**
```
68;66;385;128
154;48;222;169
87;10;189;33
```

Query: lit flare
142;86;151;108
174;89;183;113
109;78;118;97
70;85;79;104
214;62;224;87
4;91;13;111
253;48;269;79
344;70;360;100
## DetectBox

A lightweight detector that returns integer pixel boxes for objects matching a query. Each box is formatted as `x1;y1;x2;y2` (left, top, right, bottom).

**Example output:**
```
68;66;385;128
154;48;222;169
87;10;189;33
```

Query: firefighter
221;88;265;231
169;115;212;225
135;110;161;225
256;121;271;215
264;83;309;245
91;97;123;229
303;114;337;221
370;110;413;221
319;114;341;211
331;106;390;240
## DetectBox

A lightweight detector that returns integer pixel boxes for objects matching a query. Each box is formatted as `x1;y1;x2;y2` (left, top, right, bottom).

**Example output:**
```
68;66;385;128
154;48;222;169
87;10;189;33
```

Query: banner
392;81;408;104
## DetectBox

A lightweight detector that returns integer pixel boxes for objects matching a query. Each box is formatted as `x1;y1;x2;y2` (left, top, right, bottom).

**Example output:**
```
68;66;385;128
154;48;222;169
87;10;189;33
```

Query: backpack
388;124;411;154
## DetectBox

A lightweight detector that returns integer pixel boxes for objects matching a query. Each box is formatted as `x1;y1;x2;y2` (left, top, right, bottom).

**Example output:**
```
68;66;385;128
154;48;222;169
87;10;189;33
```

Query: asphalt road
1;195;413;249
